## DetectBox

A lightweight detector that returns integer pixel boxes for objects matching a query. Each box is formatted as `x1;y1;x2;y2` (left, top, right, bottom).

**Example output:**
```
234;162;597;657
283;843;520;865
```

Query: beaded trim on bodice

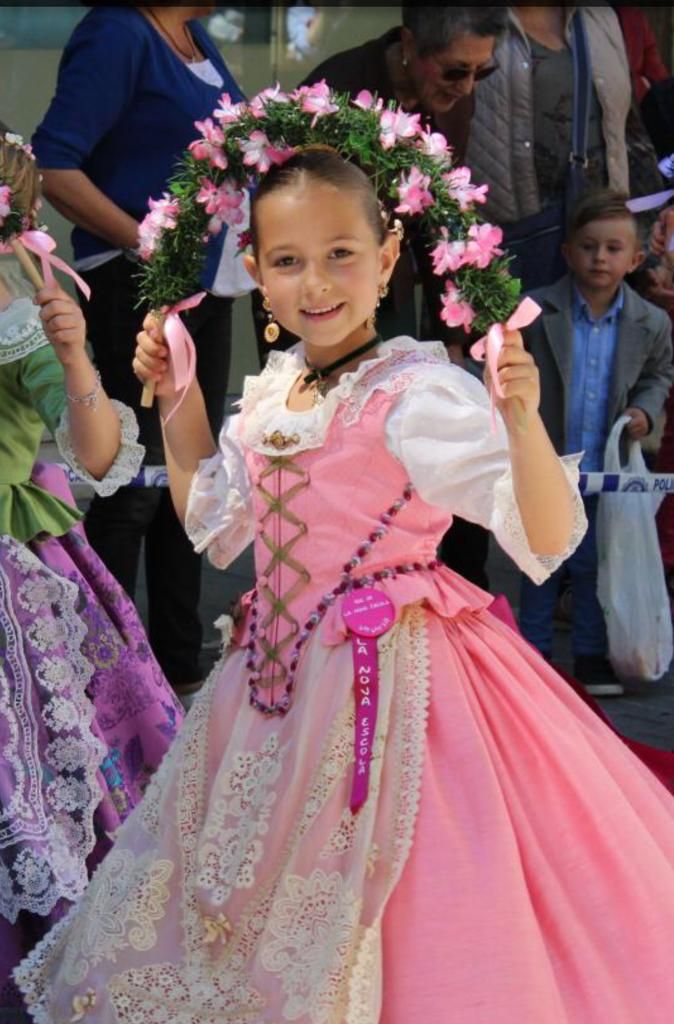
245;478;440;716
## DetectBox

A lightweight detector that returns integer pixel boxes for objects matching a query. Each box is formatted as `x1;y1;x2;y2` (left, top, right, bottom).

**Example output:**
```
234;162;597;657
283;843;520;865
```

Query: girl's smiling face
246;181;398;359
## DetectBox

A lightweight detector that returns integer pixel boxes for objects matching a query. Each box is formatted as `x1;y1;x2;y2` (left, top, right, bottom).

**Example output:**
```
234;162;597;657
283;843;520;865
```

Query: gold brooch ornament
262;430;301;450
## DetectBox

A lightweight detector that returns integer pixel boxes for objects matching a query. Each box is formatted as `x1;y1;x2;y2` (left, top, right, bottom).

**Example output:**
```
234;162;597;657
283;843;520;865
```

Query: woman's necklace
302;335;382;407
145;8;199;63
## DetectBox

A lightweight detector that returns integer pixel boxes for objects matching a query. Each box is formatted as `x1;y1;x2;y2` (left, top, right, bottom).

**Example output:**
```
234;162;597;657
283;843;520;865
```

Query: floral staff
137;81;526;411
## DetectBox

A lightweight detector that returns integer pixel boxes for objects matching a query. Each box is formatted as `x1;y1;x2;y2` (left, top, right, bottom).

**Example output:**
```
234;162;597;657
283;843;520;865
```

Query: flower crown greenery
137;82;521;335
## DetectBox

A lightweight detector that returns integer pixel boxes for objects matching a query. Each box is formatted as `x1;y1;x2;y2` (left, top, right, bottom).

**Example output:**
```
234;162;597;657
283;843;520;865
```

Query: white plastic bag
596;415;673;680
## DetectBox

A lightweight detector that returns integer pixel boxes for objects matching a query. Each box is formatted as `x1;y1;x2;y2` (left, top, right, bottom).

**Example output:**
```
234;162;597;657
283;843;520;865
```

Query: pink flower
430;228;470;274
353;89;383;112
440;281;475;332
379;108;422;150
418;127;451;163
249;84;290;118
442;167;488;212
465;222;503;269
236;229;253;253
240;130;292;174
188;119;228;170
196;179;246;233
0;185;11;223
137;194;180;259
213;92;244;124
395;166;434;216
294;81;339;125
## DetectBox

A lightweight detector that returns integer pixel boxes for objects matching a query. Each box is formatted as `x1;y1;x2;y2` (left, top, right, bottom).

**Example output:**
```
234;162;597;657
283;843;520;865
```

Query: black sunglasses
438;62;499;83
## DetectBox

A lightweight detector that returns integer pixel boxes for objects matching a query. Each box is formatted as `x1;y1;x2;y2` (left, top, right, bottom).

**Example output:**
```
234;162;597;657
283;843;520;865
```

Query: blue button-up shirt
566;285;624;471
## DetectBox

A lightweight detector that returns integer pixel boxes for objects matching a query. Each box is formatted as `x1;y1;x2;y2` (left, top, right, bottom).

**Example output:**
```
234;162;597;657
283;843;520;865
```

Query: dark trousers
519;496;606;659
79;255;232;684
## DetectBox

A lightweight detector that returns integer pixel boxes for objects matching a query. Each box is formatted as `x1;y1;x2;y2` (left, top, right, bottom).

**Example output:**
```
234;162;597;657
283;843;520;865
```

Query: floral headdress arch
0;132;40;244
0;131;90;297
137;82;523;336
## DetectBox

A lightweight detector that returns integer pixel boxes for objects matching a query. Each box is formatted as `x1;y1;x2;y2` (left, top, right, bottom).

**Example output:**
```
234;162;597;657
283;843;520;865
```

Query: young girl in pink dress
15;149;674;1023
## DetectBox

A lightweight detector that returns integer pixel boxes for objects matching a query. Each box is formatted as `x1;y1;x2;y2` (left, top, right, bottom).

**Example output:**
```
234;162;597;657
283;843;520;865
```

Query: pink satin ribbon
470;296;541;429
1;229;91;299
158;292;207;424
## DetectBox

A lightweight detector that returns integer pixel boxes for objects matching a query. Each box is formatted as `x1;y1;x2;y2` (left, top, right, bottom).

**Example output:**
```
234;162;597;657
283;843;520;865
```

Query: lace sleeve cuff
491;453;587;585
54;400;144;496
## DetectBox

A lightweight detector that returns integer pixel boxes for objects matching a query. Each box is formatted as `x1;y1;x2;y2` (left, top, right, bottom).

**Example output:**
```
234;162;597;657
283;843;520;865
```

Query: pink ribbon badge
470;296;541;429
1;230;91;299
158;291;207;424
342;588;395;815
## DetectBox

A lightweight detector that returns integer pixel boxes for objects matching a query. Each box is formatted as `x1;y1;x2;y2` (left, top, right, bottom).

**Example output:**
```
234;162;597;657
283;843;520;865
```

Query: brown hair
0;134;41;226
250;149;387;254
567;188;637;240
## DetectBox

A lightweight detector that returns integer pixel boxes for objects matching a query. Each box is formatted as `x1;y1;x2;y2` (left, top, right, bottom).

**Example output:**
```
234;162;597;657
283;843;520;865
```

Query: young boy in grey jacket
520;189;673;695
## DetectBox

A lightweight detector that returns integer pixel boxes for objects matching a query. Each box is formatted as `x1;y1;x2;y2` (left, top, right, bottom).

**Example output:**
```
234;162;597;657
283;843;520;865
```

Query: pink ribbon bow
159;291;207;424
11;229;91;299
470;296;541;430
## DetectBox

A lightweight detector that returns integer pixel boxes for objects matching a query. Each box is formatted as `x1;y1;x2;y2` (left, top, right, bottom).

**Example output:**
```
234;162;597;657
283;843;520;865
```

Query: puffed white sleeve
185;414;255;569
385;366;587;584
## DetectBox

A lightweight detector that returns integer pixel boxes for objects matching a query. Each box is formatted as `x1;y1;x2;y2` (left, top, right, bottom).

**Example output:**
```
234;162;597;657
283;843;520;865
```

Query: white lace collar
0;297;49;366
238;336;448;456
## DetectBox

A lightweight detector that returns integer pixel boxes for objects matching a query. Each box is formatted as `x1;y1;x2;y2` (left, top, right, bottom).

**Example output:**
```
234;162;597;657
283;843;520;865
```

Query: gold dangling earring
366;282;389;332
262;294;280;344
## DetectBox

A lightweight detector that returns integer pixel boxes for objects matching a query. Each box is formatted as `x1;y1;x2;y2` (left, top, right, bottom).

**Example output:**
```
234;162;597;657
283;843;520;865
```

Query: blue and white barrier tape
56;463;674;496
580;473;674;496
58;464;170;488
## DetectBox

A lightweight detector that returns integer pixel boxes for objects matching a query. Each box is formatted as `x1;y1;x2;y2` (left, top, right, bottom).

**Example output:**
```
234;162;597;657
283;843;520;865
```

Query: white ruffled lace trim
0;540;105;921
492;453;587;585
238;337;449;456
54;400;144;497
0;299;50;365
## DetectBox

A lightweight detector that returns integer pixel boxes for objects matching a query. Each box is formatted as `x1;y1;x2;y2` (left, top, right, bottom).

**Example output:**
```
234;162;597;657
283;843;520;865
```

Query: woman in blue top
33;5;247;700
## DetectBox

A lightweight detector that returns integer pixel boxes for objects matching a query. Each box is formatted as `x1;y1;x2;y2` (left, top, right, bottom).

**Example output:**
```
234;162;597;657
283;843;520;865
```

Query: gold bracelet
66;370;102;410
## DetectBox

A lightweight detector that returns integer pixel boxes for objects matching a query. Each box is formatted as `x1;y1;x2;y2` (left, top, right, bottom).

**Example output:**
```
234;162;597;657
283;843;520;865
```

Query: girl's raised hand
486;328;540;432
133;313;175;396
36;286;87;365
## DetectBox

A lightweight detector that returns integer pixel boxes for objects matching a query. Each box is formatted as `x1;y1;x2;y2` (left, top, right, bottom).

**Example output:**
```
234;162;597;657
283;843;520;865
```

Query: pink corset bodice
239;390;492;714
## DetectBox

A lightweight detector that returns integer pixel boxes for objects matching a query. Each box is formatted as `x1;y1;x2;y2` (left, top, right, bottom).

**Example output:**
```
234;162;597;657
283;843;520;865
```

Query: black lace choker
303;335;382;386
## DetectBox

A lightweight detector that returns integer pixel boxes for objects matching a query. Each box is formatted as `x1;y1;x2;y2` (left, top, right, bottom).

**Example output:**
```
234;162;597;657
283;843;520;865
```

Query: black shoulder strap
569;9;593;200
